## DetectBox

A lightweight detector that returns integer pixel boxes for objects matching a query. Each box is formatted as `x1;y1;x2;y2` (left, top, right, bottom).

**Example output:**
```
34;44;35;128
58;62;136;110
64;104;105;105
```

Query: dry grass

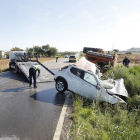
117;54;140;63
37;57;55;63
0;59;9;70
0;58;55;70
116;54;140;67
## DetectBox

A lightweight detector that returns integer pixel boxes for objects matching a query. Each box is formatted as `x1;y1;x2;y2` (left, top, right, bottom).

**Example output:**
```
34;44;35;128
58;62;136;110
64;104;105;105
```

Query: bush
0;55;2;60
69;95;140;140
125;52;132;54
107;65;140;97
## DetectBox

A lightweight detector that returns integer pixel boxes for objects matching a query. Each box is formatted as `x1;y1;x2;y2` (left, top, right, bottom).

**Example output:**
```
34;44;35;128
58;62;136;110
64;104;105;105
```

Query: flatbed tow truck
9;49;54;82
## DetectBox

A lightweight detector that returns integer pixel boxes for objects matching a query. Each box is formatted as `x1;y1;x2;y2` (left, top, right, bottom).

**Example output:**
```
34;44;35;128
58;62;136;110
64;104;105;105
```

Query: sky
0;0;140;52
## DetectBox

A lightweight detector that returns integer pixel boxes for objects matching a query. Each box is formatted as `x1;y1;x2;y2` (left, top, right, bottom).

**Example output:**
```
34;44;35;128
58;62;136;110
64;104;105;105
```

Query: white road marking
53;94;69;140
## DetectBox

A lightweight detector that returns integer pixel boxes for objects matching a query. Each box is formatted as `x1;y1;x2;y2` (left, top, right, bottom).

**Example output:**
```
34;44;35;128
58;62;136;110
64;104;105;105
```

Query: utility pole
33;45;34;57
112;44;114;54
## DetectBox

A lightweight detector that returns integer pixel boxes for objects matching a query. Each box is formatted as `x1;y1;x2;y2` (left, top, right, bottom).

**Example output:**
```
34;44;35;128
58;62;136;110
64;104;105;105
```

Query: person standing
55;55;58;62
29;65;40;88
123;56;130;68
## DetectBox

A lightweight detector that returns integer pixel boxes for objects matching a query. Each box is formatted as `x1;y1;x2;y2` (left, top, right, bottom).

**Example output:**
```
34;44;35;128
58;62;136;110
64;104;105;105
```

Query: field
0;58;55;71
117;54;140;66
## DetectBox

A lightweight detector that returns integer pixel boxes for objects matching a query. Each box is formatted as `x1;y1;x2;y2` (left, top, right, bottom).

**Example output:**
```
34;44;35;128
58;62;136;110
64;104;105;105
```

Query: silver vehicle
65;55;69;58
54;57;128;104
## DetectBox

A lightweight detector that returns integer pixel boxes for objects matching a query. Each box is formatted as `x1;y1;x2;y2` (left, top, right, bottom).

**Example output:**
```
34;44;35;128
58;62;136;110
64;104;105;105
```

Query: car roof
68;64;95;75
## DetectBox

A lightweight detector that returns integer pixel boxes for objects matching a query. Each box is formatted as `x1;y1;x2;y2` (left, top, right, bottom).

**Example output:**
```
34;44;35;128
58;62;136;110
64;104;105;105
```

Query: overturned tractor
83;47;117;72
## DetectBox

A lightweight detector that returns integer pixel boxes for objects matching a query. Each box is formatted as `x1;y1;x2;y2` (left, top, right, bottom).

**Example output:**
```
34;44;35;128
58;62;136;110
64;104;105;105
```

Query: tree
0;55;2;60
26;47;33;55
41;44;50;57
5;52;9;58
34;46;42;56
48;47;57;57
42;44;50;52
12;47;22;50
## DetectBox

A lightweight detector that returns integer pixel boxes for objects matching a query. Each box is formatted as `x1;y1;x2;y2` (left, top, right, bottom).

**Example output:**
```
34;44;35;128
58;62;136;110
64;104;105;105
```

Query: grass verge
0;68;10;73
79;53;86;59
68;65;140;140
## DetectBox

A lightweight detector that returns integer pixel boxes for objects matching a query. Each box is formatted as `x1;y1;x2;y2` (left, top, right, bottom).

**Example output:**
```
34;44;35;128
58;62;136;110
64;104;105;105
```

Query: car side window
70;67;83;78
83;72;97;85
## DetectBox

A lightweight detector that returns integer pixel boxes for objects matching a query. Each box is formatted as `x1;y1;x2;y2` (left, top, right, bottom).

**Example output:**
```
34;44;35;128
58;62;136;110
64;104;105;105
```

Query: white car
54;57;128;104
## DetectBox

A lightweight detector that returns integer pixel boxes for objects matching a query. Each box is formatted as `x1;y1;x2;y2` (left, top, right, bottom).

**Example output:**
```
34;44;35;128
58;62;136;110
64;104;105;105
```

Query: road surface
0;56;78;140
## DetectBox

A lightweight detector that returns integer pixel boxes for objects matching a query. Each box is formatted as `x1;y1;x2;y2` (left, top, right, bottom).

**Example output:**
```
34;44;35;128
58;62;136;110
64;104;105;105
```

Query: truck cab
9;49;25;69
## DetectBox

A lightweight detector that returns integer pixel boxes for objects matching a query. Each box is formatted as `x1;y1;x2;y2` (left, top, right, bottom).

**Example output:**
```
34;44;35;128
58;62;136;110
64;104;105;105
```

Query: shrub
69;95;140;140
107;65;140;97
127;95;140;110
125;52;131;54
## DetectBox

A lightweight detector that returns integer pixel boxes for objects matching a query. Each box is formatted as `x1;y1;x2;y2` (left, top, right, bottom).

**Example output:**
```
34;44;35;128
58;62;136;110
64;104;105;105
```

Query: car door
68;67;84;93
79;72;101;100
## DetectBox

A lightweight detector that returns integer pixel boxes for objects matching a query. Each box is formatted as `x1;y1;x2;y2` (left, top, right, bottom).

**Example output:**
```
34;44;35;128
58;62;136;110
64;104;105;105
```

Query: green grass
79;53;86;59
0;68;10;73
69;65;140;140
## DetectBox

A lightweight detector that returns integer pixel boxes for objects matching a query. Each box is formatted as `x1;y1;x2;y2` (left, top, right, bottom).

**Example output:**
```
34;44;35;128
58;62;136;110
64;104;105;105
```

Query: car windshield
70;56;75;58
99;76;115;89
15;53;24;55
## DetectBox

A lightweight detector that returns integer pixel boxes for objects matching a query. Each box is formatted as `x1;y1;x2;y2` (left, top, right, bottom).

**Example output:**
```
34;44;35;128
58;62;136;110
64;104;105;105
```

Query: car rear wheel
55;79;67;93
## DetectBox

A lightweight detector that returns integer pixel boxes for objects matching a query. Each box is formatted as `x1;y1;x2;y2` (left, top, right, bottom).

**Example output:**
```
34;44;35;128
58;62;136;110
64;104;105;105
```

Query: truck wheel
15;66;19;73
9;63;11;69
55;78;67;93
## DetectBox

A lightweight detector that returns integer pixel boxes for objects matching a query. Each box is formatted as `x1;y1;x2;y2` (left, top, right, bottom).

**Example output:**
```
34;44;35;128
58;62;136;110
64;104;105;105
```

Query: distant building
0;51;5;58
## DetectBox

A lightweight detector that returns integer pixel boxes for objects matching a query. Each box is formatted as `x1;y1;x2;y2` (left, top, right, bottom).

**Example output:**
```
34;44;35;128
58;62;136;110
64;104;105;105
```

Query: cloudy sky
0;0;140;52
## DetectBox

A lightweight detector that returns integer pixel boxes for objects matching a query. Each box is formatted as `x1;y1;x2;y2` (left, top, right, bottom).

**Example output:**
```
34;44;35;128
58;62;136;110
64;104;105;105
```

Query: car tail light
59;66;68;71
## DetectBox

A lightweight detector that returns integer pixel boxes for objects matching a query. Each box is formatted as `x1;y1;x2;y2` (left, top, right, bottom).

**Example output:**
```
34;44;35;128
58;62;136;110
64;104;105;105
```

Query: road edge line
53;95;69;140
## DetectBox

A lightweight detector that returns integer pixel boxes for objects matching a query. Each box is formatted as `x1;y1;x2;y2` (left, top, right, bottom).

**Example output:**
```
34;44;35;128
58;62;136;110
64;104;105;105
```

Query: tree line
4;44;77;58
26;44;57;57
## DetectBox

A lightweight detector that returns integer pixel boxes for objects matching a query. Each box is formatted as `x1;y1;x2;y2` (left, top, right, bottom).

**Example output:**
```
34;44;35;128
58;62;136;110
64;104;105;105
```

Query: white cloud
110;5;119;11
58;14;64;18
98;16;110;22
45;11;51;15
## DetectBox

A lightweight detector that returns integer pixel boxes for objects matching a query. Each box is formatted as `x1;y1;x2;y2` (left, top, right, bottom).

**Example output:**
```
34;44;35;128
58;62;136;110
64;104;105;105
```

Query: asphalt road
0;57;77;140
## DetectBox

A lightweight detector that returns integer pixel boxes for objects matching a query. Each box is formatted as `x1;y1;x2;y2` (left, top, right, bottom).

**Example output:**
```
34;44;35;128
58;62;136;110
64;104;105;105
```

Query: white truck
9;49;54;82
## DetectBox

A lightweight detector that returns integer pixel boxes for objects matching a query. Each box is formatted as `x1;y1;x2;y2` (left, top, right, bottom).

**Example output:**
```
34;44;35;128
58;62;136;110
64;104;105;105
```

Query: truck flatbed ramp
17;62;54;82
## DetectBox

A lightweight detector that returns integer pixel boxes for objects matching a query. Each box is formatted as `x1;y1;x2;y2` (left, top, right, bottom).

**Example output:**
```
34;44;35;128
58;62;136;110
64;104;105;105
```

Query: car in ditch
54;57;128;104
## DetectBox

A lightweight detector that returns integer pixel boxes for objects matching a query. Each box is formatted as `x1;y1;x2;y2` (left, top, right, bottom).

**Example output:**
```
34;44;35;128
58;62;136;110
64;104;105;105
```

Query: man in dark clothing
56;55;58;62
123;56;130;68
29;65;40;88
